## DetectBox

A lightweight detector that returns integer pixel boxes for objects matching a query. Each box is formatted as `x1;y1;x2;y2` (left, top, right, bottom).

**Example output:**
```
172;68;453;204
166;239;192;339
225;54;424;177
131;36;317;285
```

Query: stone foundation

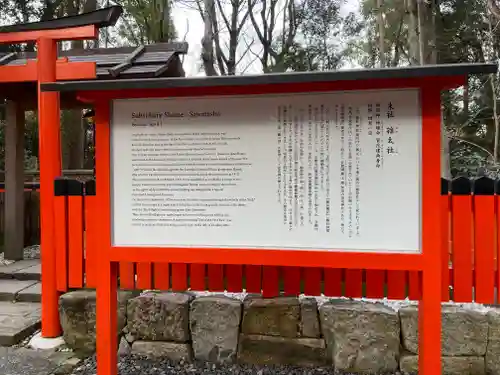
59;291;499;374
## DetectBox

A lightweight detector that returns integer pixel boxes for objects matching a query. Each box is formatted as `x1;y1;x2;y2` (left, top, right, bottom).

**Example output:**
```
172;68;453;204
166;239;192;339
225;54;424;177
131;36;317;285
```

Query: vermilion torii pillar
0;6;122;337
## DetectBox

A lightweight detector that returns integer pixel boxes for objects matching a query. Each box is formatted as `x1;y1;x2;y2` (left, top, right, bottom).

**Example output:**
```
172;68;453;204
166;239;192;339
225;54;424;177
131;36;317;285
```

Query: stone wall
59;290;500;374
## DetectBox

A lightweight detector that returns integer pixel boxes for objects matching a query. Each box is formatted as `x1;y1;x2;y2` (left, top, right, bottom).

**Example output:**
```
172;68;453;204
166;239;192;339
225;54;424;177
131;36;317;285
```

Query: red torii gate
0;6;122;337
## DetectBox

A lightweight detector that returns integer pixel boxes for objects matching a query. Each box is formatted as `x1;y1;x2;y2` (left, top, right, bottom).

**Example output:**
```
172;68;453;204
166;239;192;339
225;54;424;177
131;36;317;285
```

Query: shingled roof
0;5;188;106
0;42;188;79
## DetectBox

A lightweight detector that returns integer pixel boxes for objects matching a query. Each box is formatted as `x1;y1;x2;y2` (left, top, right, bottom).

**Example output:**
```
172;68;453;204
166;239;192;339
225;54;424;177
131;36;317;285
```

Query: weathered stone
16;282;41;303
299;297;320;338
0;259;40;279
0;301;41;346
118;336;131;356
0;347;74;375
241;296;300;338
486;309;500;374
399;305;488;356
238;334;327;367
131;341;192;361
124;332;136;344
0;279;38;301
319;299;399;373
399;354;485;375
59;290;133;354
190;296;242;363
127;292;193;342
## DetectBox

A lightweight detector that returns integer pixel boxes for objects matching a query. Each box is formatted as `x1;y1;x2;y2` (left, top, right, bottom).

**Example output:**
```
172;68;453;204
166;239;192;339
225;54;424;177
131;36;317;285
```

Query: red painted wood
54;196;68;292
153;263;170;290
171;264;188;291
283;267;301;296
387;271;407;299
303;268;322;296
245;265;262;294
190;264;206;291
136;263;152;290
208;265;224;292
262;266;280;298
67;195;84;288
473;196;495;303
323;268;342;296
365;270;385;298
451;196;473;302
344;269;363;298
119;263;135;290
226;265;243;292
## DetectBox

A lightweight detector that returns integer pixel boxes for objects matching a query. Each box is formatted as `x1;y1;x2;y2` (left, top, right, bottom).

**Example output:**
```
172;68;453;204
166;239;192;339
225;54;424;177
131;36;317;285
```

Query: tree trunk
201;0;218;76
376;0;386;67
62;0;97;169
406;0;420;65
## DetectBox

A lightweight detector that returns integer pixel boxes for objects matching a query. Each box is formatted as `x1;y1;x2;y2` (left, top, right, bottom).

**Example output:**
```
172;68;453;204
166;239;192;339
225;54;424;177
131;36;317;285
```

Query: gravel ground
0;245;40;265
70;355;404;375
22;245;41;260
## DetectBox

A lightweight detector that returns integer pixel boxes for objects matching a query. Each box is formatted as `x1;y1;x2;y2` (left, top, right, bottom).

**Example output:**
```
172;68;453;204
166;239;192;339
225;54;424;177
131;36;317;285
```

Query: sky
170;0;360;76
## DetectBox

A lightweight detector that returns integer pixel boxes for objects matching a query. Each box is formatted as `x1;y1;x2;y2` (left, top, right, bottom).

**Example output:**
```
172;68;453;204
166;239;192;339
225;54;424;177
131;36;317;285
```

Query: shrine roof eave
41;62;498;96
0;6;122;34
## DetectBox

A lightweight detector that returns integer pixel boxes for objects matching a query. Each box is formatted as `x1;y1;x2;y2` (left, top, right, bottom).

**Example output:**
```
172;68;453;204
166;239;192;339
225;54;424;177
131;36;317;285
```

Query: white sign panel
111;89;421;253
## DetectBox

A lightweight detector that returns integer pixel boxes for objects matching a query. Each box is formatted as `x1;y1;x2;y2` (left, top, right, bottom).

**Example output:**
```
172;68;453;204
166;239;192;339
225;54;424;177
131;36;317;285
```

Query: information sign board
111;89;421;252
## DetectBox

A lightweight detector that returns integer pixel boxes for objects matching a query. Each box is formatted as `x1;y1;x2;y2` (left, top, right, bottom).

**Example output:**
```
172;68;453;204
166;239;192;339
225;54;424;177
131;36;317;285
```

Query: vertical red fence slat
497;180;500;303
407;272;421;300
67;180;84;288
136;263;153;290
344;269;363;298
283;267;301;296
451;177;473;302
53;178;68;292
245;265;262;293
323;268;342;296
171;264;188;291
84;180;98;288
190;264;206;291
225;265;243;292
386;271;407;300
208;264;224;292
303;268;322;296
439;179;450;301
262;266;280;297
153;263;170;290
365;270;385;299
473;177;496;304
119;263;135;290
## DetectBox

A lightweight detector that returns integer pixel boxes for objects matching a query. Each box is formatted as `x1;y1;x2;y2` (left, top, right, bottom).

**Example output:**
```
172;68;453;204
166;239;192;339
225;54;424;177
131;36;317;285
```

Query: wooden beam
0;25;98;43
108;45;145;77
0;52;17;65
4;101;25;260
0;59;95;82
0;64;37;82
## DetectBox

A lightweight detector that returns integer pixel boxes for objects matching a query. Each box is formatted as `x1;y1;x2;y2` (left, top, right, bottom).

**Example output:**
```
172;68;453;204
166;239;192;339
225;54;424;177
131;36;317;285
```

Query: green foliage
267;0;348;72
115;0;177;45
343;0;500;177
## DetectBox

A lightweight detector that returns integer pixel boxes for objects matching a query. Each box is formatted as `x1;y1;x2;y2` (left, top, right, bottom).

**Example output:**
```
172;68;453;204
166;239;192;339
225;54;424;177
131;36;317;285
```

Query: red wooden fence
52;176;500;302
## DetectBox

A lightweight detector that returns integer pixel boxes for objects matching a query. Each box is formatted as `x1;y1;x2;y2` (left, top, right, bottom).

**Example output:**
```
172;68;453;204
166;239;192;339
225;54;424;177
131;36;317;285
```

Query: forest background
0;0;499;178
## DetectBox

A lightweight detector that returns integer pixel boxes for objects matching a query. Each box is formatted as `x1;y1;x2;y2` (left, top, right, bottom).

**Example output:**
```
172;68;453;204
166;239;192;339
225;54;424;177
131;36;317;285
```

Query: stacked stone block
58;290;500;374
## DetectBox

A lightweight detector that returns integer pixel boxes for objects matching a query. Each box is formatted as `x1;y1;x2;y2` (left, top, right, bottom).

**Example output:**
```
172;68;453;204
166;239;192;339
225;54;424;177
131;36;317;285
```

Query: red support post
38;37;62;337
419;86;442;375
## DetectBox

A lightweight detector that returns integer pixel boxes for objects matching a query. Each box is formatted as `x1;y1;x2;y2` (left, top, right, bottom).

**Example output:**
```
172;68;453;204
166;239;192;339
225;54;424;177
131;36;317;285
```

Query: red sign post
42;63;497;374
